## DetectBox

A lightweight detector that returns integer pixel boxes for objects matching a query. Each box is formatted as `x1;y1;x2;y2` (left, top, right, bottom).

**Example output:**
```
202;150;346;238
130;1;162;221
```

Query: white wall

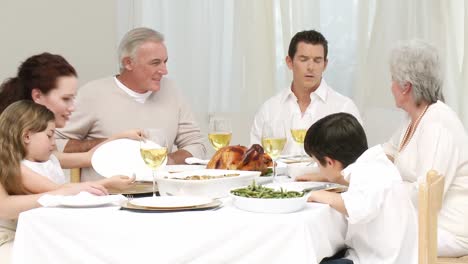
0;0;118;86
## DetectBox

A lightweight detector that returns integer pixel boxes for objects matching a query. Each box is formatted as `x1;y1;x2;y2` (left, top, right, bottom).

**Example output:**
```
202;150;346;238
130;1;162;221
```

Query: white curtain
460;0;468;125
355;0;465;144
116;0;465;149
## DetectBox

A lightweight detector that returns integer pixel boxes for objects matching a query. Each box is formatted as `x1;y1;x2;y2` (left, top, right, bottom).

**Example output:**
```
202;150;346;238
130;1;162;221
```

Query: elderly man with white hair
56;27;206;181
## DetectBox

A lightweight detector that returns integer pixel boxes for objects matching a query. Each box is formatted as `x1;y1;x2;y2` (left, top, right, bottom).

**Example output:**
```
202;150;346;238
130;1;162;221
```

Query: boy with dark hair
305;113;417;264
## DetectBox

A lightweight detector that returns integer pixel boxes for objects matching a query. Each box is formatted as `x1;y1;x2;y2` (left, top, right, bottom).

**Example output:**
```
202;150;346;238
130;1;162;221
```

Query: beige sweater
56;77;206;181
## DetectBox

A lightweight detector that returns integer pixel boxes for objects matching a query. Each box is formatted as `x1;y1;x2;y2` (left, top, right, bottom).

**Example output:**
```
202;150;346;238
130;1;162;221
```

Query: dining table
11;190;347;264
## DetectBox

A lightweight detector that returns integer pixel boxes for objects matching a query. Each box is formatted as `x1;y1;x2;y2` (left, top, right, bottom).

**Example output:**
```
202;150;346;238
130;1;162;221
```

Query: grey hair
389;39;444;105
117;27;165;72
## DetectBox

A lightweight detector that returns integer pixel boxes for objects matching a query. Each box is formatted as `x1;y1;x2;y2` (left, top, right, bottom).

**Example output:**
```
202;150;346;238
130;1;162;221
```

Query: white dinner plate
91;138;167;181
129;196;213;209
59;193;119;208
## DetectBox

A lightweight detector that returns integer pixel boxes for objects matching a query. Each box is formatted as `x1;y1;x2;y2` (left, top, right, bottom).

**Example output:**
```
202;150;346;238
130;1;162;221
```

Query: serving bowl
231;194;307;214
230;183;308;213
156;169;260;198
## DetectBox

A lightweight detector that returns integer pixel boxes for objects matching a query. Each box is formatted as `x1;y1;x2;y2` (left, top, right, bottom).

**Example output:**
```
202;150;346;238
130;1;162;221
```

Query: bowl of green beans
230;181;308;213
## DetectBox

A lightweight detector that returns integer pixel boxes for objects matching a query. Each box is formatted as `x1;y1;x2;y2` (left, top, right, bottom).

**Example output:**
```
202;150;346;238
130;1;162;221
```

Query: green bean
231;181;305;199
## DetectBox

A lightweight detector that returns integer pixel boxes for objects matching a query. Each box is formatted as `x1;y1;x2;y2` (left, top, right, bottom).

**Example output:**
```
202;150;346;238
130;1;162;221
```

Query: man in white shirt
305;113;417;264
250;30;361;156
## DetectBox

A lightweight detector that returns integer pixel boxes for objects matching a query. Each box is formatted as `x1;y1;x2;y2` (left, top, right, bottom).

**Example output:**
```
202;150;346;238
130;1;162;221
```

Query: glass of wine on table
140;128;168;197
290;112;313;161
208;117;232;151
261;122;287;182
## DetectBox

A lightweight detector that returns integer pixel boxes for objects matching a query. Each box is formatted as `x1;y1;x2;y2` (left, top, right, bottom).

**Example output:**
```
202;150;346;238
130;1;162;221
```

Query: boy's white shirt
21;154;67;184
339;145;417;264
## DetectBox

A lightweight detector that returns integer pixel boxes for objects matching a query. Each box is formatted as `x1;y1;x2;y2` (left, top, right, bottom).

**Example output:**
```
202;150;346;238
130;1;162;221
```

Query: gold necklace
399;104;430;152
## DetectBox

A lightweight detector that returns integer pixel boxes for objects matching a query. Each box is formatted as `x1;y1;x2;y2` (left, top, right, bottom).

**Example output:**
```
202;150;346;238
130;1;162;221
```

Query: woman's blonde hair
0;100;55;194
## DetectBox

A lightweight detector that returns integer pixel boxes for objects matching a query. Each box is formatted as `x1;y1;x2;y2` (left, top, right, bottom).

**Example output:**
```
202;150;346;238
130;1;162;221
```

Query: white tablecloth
12;201;346;264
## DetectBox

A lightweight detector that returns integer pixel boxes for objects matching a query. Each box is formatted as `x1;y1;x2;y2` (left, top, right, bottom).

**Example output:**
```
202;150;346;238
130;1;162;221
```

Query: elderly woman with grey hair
383;39;468;257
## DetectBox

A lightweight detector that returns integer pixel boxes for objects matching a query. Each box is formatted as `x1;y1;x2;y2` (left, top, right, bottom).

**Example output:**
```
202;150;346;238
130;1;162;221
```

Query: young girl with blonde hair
0;100;108;261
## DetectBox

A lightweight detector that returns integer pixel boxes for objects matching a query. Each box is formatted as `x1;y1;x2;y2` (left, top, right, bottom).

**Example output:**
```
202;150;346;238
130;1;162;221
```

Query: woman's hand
110;129;144;141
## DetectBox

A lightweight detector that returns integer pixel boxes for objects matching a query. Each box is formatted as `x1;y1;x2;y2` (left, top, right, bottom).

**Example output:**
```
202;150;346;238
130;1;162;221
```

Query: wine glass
208;117;232;151
140;128;168;197
290;112;313;161
261;122;287;182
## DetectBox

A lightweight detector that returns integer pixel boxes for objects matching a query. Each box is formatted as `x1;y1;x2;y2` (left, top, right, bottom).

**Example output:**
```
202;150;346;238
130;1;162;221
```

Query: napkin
38;192;127;207
185;157;210;165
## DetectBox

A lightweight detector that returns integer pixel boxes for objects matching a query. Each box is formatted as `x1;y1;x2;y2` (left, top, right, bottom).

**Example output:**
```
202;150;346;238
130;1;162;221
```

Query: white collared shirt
114;77;152;104
340;145;417;264
250;79;362;155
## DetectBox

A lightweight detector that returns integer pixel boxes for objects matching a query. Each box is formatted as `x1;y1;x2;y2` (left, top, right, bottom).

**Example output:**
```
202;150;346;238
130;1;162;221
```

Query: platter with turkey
157;144;273;198
206;144;286;177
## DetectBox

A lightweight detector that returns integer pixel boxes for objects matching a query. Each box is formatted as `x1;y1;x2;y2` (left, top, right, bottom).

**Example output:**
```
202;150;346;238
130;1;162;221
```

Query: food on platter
166;173;240;180
206;144;273;175
157;169;260;198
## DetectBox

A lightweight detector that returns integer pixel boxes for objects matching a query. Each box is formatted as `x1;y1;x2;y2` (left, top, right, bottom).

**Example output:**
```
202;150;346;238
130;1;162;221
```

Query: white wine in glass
290;129;307;144
261;137;287;160
208;117;232;151
140;128;168;197
261;122;286;182
290;112;313;160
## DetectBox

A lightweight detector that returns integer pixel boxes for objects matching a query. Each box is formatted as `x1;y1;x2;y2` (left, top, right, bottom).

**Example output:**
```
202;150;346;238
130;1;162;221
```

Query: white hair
117;27;165;72
390;39;444;105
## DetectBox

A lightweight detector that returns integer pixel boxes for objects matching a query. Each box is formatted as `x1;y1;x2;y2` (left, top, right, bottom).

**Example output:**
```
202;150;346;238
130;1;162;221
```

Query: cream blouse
383;101;468;251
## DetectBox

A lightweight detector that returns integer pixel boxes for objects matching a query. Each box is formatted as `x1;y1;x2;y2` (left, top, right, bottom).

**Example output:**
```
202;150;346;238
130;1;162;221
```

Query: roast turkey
206;144;273;175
